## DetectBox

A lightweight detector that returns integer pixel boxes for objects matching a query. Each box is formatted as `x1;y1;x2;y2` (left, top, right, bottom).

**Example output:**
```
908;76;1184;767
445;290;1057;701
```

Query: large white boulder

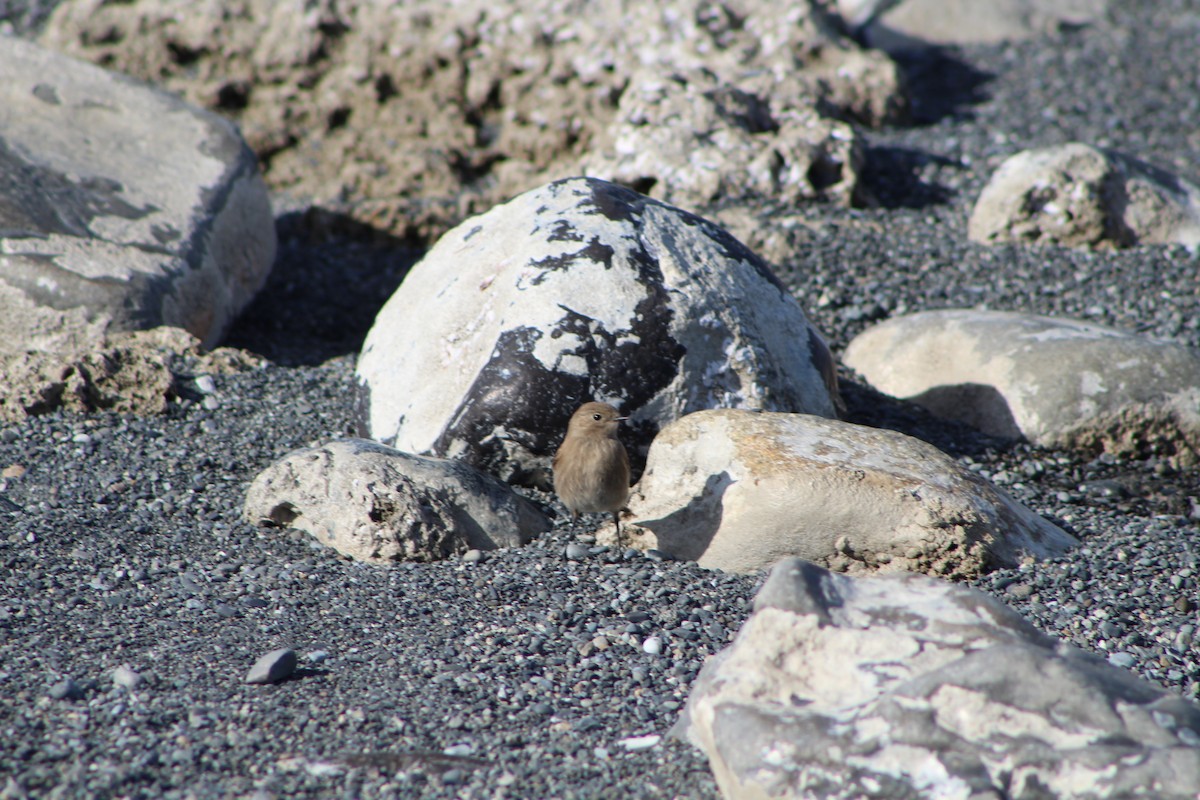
355;177;839;485
624;409;1076;577
0;36;275;361
678;558;1200;799
844;309;1200;465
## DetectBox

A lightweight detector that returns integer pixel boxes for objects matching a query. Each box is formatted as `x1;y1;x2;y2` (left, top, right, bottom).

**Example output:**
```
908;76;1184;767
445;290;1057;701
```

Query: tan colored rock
243;438;551;563
678;558;1200;800
968;143;1200;249
624;409;1075;577
0;327;261;423
43;0;905;242
582;69;866;210
844;309;1200;465
0;36;275;360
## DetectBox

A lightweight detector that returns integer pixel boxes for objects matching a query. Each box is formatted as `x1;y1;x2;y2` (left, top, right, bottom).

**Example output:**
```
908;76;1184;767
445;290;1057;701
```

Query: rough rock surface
355;178;839;486
243;438;551;563
582;68;866;211
0;35;275;359
844;309;1200;465
0;327;262;423
678;557;1200;800
625;409;1076;577
40;0;904;242
968;142;1200;249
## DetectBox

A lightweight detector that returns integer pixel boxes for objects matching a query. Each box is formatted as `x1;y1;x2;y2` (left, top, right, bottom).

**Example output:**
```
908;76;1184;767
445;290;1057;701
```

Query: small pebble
462;549;485;563
49;678;86;701
112;665;144;691
245;648;298;684
619;734;661;751
1108;652;1137;669
1006;583;1034;600
564;543;590;560
642;636;663;655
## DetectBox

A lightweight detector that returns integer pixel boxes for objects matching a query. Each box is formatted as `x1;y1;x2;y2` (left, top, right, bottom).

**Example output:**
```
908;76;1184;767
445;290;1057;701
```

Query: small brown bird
553;402;631;544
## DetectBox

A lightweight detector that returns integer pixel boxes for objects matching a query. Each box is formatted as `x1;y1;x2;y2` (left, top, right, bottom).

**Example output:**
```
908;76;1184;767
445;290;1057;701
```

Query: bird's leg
613;511;623;550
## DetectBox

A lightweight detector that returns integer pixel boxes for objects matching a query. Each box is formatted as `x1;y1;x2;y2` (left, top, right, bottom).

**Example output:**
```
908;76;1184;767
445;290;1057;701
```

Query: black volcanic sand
4;3;1200;798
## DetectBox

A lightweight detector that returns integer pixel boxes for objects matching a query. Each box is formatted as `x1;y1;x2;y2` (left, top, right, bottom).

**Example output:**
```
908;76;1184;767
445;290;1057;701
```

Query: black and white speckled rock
355;177;839;485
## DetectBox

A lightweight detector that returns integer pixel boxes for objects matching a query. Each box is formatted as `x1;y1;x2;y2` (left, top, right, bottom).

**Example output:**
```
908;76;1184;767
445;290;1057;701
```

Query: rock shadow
224;207;424;366
634;471;731;563
892;47;994;126
861;144;957;209
839;376;1013;459
909;382;1023;442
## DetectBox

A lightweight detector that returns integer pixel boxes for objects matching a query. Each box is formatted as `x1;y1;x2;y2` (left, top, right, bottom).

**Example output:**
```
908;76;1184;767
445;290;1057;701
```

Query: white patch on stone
931;685;1103;749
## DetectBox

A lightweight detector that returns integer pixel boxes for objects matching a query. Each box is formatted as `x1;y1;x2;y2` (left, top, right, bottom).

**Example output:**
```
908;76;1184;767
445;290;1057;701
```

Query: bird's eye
592;413;602;421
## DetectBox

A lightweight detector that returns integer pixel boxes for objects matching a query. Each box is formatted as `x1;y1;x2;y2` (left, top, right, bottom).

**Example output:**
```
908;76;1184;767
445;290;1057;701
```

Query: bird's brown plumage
553;402;630;542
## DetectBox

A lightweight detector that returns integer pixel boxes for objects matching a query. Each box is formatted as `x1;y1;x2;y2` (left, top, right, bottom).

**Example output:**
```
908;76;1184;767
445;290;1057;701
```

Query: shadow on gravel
839;375;1010;459
861;144;957;209
895;48;994;125
225;209;424;366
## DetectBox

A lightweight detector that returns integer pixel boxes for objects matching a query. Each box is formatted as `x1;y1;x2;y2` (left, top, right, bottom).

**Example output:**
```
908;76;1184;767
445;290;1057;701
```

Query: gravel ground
4;4;1200;798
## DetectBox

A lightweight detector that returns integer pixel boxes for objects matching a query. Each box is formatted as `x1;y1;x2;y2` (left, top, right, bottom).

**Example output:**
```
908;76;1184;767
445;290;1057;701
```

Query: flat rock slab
625;409;1075;577
0;36;275;360
243;438;551;563
968;142;1200;249
355;177;839;486
677;558;1200;800
844;309;1200;465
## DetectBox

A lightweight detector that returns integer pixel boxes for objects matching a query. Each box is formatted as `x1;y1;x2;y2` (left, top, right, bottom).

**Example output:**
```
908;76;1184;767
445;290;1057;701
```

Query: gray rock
245;648;297;685
0;36;275;361
844;309;1200;465
855;0;1108;50
355;178;840;486
564;543;591;561
625;409;1076;577
111;664;144;691
48;677;87;701
968;142;1200;249
243;438;551;563
677;558;1200;799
